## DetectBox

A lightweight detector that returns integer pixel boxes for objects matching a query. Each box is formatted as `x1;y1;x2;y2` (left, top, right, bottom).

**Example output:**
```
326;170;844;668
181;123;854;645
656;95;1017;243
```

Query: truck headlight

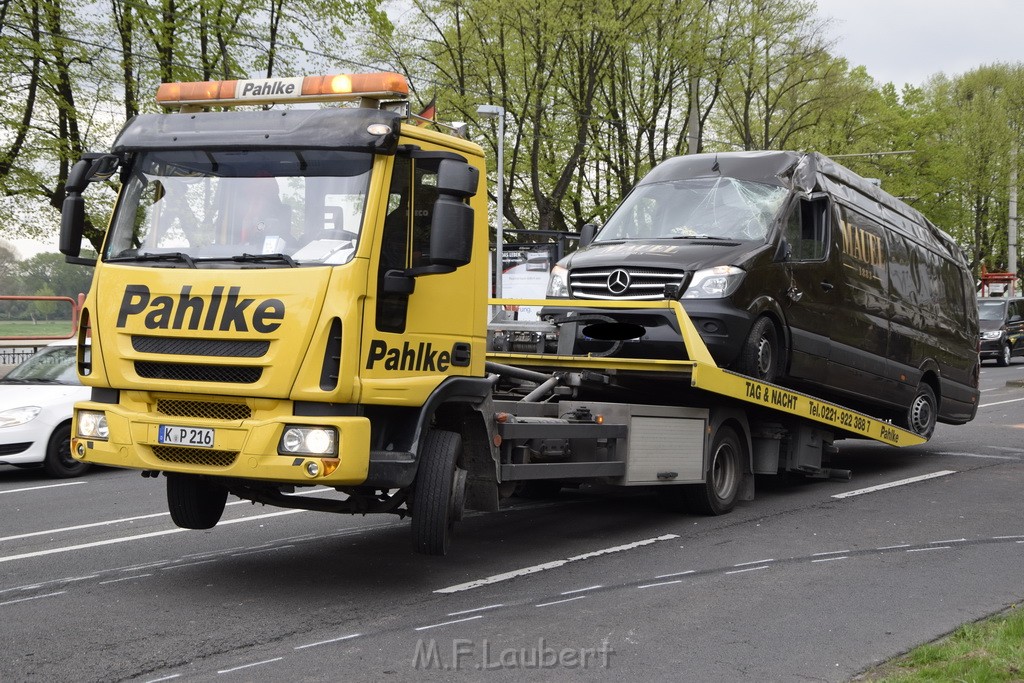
0;406;41;428
682;266;745;299
279;426;337;456
981;330;1004;340
77;410;109;439
546;264;570;298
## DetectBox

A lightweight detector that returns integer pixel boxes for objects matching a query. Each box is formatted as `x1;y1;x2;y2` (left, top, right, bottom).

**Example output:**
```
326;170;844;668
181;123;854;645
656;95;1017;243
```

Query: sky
813;0;1024;87
7;0;1023;261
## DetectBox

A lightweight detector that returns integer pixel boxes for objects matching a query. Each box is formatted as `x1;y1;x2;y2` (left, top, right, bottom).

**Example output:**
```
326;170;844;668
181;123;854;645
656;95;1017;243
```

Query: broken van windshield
595;177;788;243
104;149;373;266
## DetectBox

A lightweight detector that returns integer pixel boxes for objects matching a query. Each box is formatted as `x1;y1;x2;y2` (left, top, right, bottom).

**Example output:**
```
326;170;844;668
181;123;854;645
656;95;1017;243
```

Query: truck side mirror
60;154;120;264
579;223;597;249
428;159;479;269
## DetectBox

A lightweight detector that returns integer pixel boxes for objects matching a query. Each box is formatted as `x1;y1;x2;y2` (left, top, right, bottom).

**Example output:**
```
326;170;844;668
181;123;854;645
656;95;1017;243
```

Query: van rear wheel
737;317;779;383
900;383;937;439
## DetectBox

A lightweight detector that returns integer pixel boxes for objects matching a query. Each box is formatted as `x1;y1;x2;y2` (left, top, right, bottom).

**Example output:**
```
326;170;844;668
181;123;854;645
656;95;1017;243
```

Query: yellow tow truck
59;72;923;556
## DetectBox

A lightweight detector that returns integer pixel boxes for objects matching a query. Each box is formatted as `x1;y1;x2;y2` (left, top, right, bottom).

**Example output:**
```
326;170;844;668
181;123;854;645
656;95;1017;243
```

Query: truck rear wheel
411;430;466;556
685;425;743;515
167;473;228;529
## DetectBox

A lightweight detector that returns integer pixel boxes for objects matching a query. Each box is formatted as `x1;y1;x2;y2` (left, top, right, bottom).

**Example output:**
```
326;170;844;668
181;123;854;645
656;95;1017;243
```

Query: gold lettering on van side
838;219;884;280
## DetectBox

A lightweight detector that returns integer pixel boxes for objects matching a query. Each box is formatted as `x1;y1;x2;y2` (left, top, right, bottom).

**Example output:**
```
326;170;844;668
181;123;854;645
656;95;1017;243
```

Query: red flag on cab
416;96;436;126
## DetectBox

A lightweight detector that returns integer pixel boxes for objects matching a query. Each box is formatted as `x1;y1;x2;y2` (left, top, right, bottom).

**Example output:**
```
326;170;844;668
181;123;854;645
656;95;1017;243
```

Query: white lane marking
877;544;910;550
0;590;67;607
734;558;775;567
414;615;484;631
561;585;603;595
295;633;361;650
434;534;679;594
906;546;951;553
144;674;181;682
0;509;305;565
831;470;956;499
0;488;329;544
230;545;294;557
935;451;1020;460
638;579;683;589
654;569;695;579
979;396;1024;408
812;550;850;556
447;604;504;617
535;595;587;608
0;481;85;496
811;556;849;563
725;565;770;575
931;538;966;544
994;535;1024;540
100;574;154;585
217;657;283;674
161;559;218;570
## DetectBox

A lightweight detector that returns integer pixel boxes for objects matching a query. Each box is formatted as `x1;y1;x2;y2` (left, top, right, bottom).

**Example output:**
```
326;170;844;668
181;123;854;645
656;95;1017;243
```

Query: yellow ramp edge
488;298;925;447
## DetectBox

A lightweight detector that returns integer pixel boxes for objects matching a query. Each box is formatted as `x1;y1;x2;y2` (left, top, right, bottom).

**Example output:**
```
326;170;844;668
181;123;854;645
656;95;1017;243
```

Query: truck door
780;194;835;381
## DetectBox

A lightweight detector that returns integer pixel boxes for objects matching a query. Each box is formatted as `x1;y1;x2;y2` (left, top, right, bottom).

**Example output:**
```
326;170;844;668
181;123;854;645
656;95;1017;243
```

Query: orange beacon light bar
156;72;410;109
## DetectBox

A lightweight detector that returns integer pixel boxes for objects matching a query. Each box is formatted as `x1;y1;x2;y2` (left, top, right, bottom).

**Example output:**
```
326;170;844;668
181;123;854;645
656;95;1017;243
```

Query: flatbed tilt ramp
482;298;922;513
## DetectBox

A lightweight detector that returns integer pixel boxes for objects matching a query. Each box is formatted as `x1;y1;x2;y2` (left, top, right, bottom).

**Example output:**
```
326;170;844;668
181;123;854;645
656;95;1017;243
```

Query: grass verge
856;604;1024;682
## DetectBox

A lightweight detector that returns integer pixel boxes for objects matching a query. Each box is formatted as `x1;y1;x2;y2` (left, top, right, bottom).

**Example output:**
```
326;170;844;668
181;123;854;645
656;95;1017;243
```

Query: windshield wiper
668;234;735;241
230;253;298;267
107;252;196;268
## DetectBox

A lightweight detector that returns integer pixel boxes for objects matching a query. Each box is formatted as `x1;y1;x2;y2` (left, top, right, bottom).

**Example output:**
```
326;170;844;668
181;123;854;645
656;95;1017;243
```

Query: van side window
784;197;828;261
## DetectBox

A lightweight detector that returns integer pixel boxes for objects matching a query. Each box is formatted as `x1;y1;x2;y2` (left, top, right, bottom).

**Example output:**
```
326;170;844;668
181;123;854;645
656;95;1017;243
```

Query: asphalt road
2;362;1023;682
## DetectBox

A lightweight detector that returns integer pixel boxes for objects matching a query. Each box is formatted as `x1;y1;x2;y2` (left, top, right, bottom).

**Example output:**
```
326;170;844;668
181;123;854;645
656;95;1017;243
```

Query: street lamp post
476;104;505;298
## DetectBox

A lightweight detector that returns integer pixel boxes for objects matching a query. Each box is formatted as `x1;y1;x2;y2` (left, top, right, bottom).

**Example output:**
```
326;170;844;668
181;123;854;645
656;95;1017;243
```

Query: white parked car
0;340;92;477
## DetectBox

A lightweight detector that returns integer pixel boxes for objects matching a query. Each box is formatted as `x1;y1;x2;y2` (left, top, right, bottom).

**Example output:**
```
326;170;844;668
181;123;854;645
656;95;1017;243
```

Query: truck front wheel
685;425;743;515
411;430;467;556
167;473;228;529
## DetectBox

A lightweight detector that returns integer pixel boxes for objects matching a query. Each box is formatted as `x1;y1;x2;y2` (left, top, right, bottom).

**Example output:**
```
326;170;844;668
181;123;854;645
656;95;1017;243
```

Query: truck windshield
104;149;373;266
595;177;788;243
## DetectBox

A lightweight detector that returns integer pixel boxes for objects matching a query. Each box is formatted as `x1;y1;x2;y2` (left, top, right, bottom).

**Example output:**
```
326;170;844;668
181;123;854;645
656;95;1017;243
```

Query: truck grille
569;267;689;300
135;361;262;384
157;399;252;421
132;336;269;358
152;446;238;468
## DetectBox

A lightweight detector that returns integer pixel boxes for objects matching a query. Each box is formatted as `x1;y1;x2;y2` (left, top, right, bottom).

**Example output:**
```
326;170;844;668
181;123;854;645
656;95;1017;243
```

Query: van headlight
981;330;1004;340
547;264;570;297
682;266;746;299
0;406;41;428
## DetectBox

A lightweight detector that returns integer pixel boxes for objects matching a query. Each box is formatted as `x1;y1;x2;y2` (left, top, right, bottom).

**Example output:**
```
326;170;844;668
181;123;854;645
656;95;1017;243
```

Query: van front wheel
998;344;1012;367
737;317;779;383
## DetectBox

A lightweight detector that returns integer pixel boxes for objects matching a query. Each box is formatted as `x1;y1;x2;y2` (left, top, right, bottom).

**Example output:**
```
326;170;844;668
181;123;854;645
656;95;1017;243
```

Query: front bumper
0;423;47;465
71;399;372;486
979;338;1004;359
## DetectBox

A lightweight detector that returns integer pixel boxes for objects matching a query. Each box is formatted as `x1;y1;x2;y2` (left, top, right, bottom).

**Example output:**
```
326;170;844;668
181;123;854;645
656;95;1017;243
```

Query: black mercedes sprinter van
546;151;979;436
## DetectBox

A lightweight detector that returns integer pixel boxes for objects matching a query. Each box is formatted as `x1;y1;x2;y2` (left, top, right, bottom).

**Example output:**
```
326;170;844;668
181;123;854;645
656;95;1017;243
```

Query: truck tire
167;473;228;529
899;383;937;439
684;425;743;515
736;317;779;383
998;344;1011;367
43;422;89;478
411;430;466;556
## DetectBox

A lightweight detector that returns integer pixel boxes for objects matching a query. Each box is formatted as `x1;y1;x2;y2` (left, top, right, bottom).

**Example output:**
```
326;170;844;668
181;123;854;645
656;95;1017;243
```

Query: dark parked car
978;297;1024;366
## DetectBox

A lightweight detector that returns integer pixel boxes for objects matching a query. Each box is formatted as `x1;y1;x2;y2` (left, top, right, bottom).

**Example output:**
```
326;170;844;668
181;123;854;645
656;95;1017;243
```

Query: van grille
157;399;252;421
132;336;269;358
152;446;238;468
135;361;262;384
569;267;689;300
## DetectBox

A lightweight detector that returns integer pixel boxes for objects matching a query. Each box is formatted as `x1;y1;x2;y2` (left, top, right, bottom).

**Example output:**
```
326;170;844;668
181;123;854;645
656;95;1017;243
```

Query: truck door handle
820;281;834;292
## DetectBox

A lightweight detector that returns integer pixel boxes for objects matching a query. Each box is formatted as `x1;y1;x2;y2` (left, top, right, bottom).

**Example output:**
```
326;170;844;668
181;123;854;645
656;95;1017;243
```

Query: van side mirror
579;223;598;248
